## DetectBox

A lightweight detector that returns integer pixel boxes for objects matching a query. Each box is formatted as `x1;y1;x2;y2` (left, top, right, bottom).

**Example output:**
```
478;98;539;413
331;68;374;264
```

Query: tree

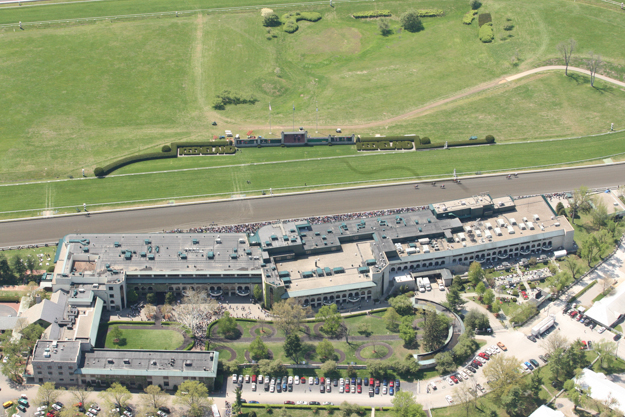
99;382;131;409
482;354;522;399
172;289;218;337
316;339;335;361
316;304;341;335
263;13;281;27
580;234;602;267
434;351;456;374
453;330;479;363
546;271;572;296
358;322;372;336
146;293;156;304
250;336;269;360
501;384;523;416
272;299;311;335
399;316;417;346
21;323;45;346
529;368;543;398
475;282;486;296
253;284;263;302
542;331;569;356
422;311;452;351
143;385;166;413
233;386;242;415
174;381;212;417
126;289;138;304
378;18;392;36
592;197;609;228
217;311;238;338
258;359;285;376
555;201;566;216
1;340;26;383
468;262;485;287
109;326;123;344
389;294;414;316
283;334;303;363
570;186;592;222
446;286;465;313
165;292;176;305
11;255;26;283
593;339;617;369
384;307;402;331
562;257;583;281
454;382;477;417
482;289;495;308
391;390;426;417
367;361;387;378
35;382;61;407
469;0;482;10
400;10;424;32
0;254;15;285
320;360;337;374
339;402;363;417
587;51;602;88
69;386;93;407
556;38;576;76
25;256;37;277
452;275;463;289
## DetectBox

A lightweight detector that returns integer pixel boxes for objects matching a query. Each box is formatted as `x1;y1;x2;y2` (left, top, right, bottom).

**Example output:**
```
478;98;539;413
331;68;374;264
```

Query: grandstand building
50;194;574;311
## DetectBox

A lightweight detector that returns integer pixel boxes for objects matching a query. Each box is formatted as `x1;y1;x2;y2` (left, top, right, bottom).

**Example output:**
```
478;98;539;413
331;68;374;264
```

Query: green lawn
1;0;625;186
104;324;184;350
241;406;396;417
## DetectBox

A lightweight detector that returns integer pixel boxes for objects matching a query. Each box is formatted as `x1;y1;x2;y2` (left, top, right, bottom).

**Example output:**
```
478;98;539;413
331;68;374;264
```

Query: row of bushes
479;22;494;43
358;136;415;143
281;11;322;33
356;141;414;151
212;90;259;110
353;10;392;18
463;10;478;24
94;140;232;176
415;9;444;17
179;146;236;155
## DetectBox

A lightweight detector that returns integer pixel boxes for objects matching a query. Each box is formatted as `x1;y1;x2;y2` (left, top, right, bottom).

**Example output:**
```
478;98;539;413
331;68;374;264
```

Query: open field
1;130;625;218
0;0;625;185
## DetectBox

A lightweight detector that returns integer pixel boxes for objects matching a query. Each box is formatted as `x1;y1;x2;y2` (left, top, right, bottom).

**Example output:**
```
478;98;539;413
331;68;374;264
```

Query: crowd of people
163;206;430;235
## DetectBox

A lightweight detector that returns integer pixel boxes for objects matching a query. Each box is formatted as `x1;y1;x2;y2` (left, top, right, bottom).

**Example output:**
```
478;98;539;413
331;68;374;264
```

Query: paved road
0;163;623;247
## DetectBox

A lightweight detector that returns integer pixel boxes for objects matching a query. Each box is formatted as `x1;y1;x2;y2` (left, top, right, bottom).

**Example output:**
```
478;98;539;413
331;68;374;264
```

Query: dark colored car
375;386;380;395
288;385;293;392
276;385;282;393
369;390;374;398
357;378;362;385
310;402;320;406
264;384;269;391
395;380;400;388
364;378;369;386
527;335;537;342
315;377;320;385
539;355;548;363
530;359;539;368
351;377;356;385
382;379;388;386
333;379;338;387
320;385;325;393
615;334;622;341
158;408;170;414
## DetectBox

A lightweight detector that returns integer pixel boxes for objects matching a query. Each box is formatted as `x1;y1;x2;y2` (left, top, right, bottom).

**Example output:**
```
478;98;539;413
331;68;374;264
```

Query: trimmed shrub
400;11;424;33
479;22;494;43
463;10;478;25
162;145;171;153
94;167;104;177
503;24;514;31
470;0;482;10
478;13;492;27
283;20;298;33
420;137;431;145
359;136;415;143
353;10;392;18
485;135;495;143
299;12;322;22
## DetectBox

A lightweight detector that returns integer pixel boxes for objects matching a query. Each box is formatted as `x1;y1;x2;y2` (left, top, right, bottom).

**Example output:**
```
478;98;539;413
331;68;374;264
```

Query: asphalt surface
1;163;623;247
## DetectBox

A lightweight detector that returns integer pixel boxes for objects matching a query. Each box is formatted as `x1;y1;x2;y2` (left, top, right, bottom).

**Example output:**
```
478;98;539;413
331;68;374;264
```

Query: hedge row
281;11;322;33
94;140;232;176
463;10;478;24
106;321;156;325
359;136;415;143
353;10;391;18
356;141;414;151
180;146;236;155
479;22;494;43
416;9;444;17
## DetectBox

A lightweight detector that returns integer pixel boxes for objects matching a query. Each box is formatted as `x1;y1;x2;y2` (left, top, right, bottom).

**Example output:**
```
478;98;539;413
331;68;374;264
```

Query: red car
284;401;295;405
301;377;306;384
570;310;578;318
357;385;362;393
581;341;588;350
450;375;459;384
345;383;350;391
389;380;394;387
369;378;374;386
478;352;490;360
251;375;256;383
320;377;325;384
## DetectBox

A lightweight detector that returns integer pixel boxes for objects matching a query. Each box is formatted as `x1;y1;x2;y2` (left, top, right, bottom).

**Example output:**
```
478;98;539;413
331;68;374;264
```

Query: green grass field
2;129;624;218
104;324;184;350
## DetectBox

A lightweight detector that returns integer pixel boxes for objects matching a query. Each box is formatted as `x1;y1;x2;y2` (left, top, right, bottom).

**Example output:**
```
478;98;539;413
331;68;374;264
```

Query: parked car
539;355;548;363
310;402;320;406
530;359;539;367
284;401;295;405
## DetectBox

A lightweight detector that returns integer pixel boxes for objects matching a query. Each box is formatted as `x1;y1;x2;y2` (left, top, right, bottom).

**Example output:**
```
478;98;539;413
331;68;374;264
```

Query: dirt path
241;66;625;131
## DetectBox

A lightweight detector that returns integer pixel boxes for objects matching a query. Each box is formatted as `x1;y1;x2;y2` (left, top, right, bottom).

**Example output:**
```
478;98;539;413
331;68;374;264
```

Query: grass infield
104;324;184;350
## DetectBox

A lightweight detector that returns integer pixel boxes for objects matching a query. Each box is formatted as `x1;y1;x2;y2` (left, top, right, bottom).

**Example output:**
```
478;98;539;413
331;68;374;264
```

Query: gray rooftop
33;340;81;363
79;349;218;378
